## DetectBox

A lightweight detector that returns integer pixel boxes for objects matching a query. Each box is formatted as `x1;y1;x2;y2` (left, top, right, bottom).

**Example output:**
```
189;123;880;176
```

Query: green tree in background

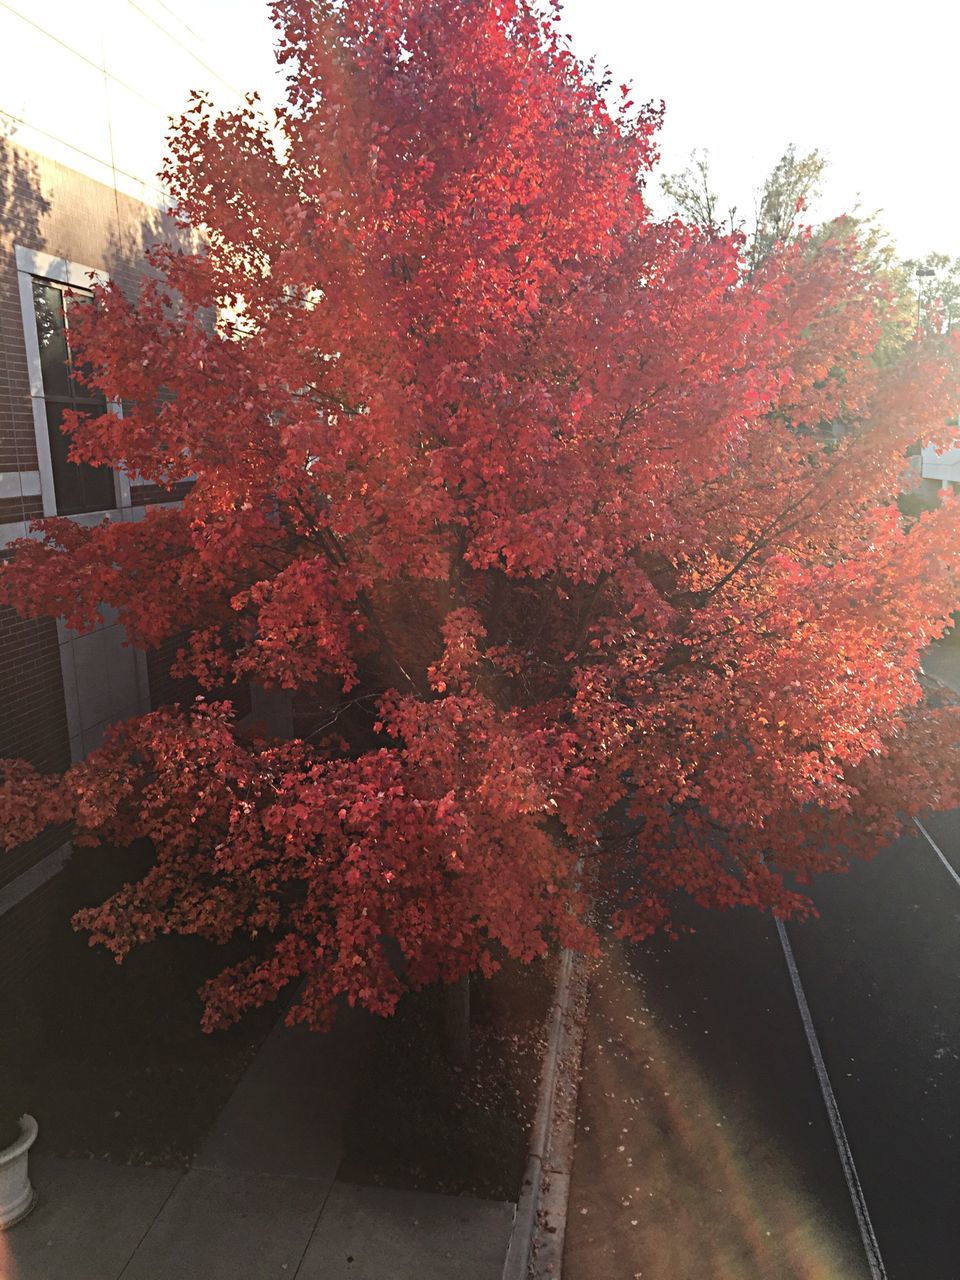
662;145;953;357
748;144;827;270
661;143;826;268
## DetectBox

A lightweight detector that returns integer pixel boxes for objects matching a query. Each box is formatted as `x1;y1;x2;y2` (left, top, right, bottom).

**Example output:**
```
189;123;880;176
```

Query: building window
31;279;116;516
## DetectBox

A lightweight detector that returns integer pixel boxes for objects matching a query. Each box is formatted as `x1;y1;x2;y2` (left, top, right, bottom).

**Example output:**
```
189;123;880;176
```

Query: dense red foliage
2;0;960;1030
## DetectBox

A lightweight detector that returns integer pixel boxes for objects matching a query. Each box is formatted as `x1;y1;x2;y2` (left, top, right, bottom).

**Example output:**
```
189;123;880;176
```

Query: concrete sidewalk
3;1007;515;1280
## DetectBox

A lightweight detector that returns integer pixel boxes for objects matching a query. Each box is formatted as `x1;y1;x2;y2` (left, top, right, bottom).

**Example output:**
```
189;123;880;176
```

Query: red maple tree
2;0;959;1031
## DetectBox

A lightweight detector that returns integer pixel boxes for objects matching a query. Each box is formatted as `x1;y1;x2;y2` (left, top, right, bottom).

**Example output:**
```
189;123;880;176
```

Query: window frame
15;245;132;520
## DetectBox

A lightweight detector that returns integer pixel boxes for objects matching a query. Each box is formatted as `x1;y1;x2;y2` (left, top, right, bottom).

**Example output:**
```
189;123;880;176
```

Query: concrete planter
0;1115;38;1228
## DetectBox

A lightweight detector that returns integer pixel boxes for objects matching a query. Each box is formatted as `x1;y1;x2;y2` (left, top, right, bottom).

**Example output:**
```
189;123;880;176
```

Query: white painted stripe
913;817;960;891
775;919;888;1280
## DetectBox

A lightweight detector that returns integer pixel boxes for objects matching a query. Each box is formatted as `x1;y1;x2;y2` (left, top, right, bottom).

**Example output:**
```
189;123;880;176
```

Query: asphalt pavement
785;819;960;1279
565;817;960;1280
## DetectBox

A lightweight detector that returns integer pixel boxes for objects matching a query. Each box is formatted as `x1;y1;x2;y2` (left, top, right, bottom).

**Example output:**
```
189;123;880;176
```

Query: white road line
913;817;960;892
774;919;888;1280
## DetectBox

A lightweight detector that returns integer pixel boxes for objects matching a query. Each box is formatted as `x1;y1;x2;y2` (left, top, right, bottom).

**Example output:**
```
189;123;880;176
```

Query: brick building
0;1;280;951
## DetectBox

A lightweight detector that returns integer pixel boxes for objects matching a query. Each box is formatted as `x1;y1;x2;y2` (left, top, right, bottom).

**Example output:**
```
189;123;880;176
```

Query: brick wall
0;603;71;891
0;135;194;485
0;141;196;930
0;494;42;524
146;633;200;710
146;632;252;720
0;143;43;477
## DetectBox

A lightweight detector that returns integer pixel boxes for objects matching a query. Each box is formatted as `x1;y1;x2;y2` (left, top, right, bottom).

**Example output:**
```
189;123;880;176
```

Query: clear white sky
559;0;960;262
185;0;960;262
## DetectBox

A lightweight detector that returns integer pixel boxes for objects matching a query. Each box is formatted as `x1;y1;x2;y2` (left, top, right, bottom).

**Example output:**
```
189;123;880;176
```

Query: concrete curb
501;949;591;1280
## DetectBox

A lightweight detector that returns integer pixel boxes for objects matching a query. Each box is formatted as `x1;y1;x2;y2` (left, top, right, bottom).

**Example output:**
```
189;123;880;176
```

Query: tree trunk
442;975;470;1067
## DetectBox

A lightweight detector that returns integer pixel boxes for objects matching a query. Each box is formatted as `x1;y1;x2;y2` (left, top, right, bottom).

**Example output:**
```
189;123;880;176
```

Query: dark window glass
45;404;116;517
63;289;98;399
32;278;116;515
32;281;71;399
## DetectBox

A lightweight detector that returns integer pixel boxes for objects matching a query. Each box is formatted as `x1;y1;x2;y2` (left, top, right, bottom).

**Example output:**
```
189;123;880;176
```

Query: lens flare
566;941;867;1279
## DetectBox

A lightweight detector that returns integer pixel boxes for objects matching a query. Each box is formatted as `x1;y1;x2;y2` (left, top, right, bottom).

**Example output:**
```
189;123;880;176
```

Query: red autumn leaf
0;0;958;1034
